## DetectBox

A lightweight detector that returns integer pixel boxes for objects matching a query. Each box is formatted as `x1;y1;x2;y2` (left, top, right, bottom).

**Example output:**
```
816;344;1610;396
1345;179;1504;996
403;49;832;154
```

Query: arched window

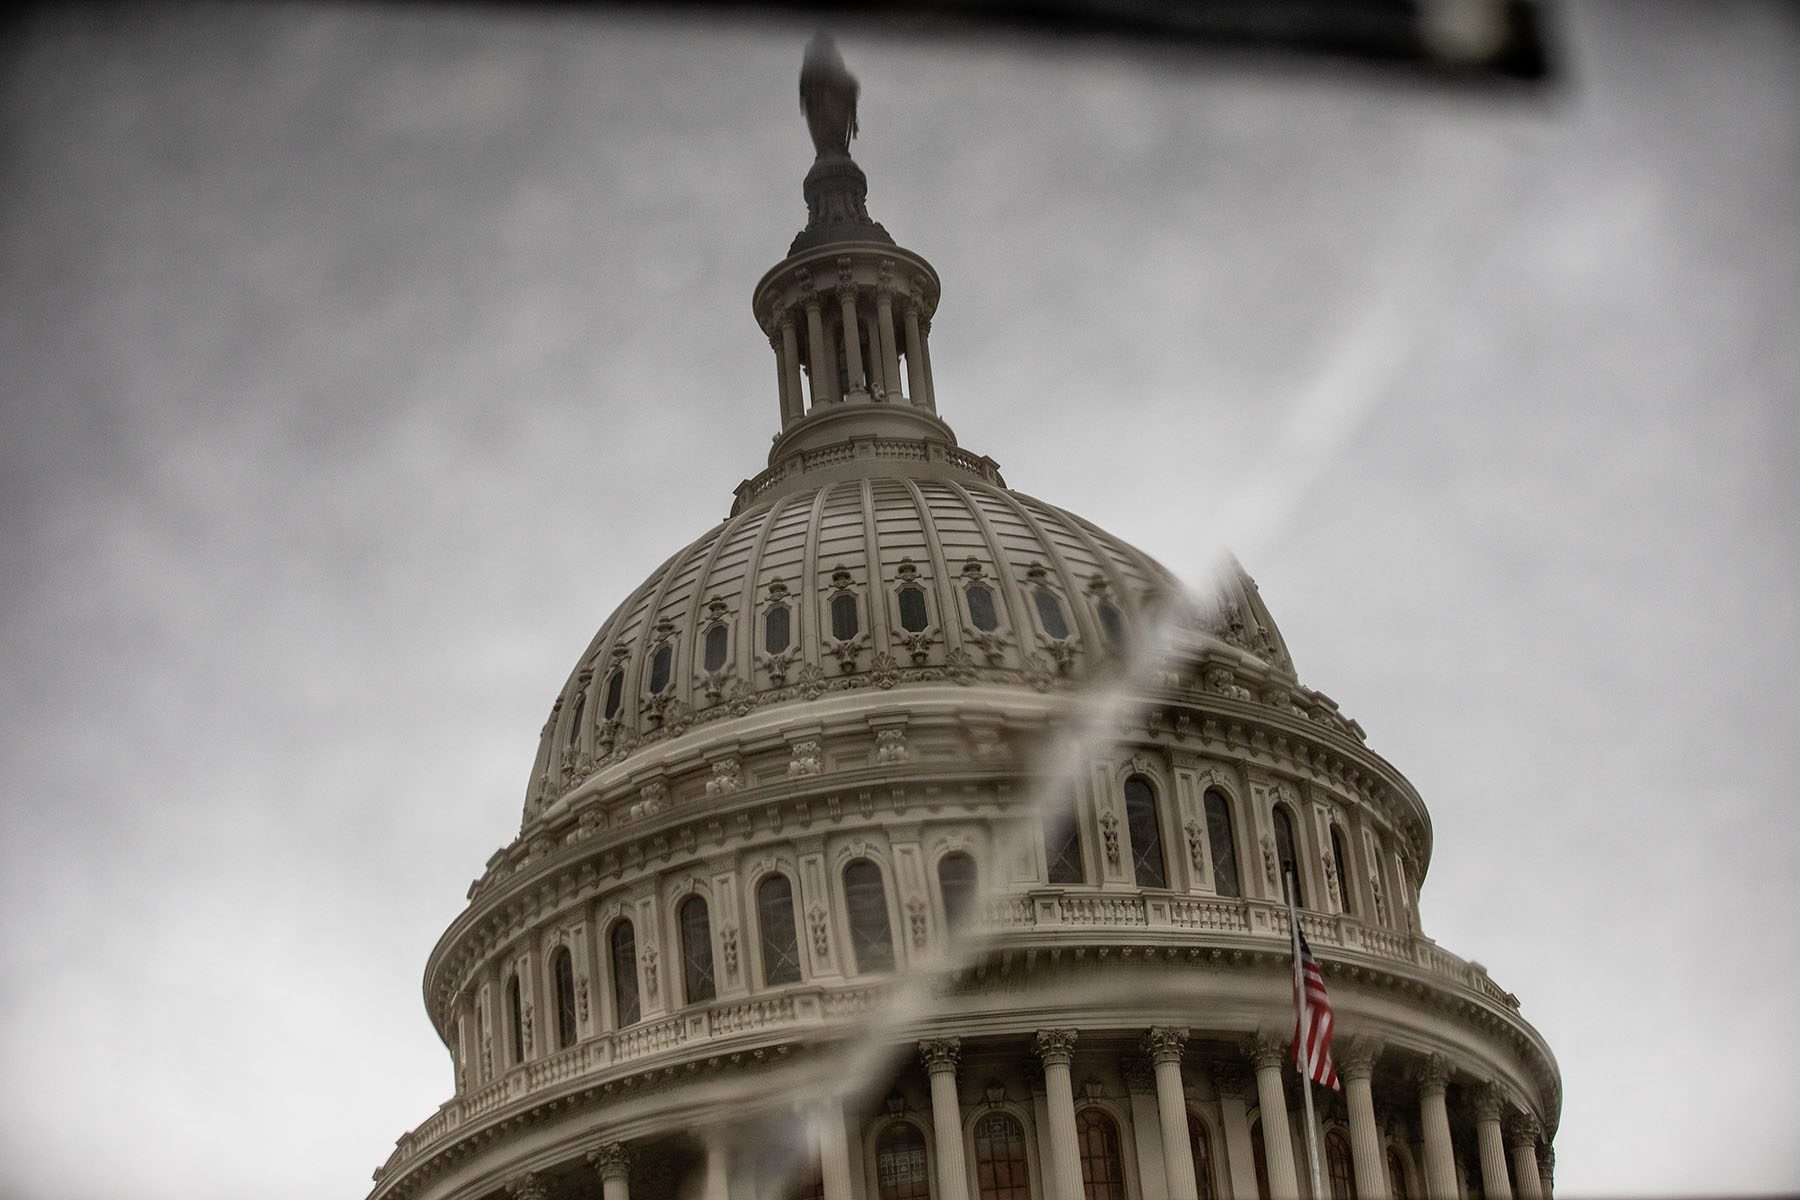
973;1112;1031;1200
1385;1147;1410;1200
1272;805;1303;906
765;604;791;654
1325;1130;1357;1200
1076;1109;1125;1200
1187;1113;1219;1200
757;873;802;985
565;692;585;748
1204;789;1240;898
1251;1120;1270;1200
1097;601;1127;653
937;852;978;933
648;644;673;695
602;669;624;719
609;920;640;1027
1330;826;1354;914
1123;774;1167;888
1033;587;1070;640
1046;792;1085;885
703;624;729;673
876;1121;931;1200
679;895;716;1005
966;583;999;632
898;586;929;634
505;972;524;1066
551;945;577;1050
843;859;894;973
831;592;860;641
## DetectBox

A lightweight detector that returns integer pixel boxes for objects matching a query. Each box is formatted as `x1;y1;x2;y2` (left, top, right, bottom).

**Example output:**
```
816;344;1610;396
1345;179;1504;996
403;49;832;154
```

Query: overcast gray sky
2;2;1796;1197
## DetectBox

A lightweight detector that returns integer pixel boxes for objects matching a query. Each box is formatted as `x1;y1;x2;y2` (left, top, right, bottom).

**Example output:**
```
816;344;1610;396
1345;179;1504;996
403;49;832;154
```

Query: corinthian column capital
507;1173;550;1200
589;1142;632;1182
1472;1081;1506;1122
1034;1027;1078;1068
1248;1034;1288;1072
1506;1112;1543;1149
1337;1038;1379;1082
1413;1052;1452;1096
1142;1026;1189;1065
919;1036;962;1075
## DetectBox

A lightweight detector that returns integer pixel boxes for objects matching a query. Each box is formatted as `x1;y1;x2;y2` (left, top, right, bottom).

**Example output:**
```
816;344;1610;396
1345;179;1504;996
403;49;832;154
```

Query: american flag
1292;928;1340;1090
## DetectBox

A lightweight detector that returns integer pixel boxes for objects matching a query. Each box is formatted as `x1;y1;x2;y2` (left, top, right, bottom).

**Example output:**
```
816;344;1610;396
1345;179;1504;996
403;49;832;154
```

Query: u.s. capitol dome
373;39;1559;1200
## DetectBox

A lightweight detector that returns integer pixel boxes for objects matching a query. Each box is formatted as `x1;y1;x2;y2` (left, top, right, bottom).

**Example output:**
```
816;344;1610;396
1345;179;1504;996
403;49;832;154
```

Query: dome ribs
979;484;1104;656
897;476;965;662
939;478;1034;671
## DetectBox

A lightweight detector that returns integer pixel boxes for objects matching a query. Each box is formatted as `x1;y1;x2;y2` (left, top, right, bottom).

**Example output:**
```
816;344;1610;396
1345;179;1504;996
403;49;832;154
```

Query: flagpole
1287;866;1325;1200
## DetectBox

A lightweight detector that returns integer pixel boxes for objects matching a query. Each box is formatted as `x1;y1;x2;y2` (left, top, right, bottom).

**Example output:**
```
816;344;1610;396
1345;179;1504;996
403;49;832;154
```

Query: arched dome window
1188;1112;1219;1200
1330;826;1355;915
973;1112;1030;1200
1385;1146;1411;1200
551;945;577;1050
703;624;729;673
936;852;977;933
609;920;640;1027
505;972;524;1066
602;669;624;720
679;895;716;1005
765;604;792;654
1272;805;1304;907
1325;1129;1357;1200
842;859;894;974
565;692;585;748
1076;1108;1126;1200
648;644;673;695
1033;587;1070;640
897;585;929;633
1123;774;1167;888
831;592;861;641
875;1121;931;1200
1204;788;1240;899
1046;793;1085;885
966;583;999;632
757;873;802;985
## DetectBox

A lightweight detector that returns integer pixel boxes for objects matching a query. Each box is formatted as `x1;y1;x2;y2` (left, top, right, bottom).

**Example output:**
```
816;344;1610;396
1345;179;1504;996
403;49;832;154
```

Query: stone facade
370;41;1558;1200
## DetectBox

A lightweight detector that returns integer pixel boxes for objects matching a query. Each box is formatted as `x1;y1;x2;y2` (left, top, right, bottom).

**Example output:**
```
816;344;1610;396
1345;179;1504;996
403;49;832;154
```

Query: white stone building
370;41;1559;1200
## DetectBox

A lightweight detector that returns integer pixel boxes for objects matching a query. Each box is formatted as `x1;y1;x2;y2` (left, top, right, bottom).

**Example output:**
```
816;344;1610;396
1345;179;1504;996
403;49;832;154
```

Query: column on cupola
1145;1028;1200;1200
1414;1055;1459;1200
1537;1145;1555;1200
1213;1066;1261;1200
900;298;932;413
590;1143;632;1200
1249;1036;1302;1199
921;1039;972;1200
811;1098;856;1200
875;269;903;397
507;1172;550;1200
778;313;805;426
804;293;835;405
1507;1114;1545;1200
1339;1043;1391;1200
837;278;865;395
1471;1084;1512;1200
915;314;937;412
1035;1028;1086;1200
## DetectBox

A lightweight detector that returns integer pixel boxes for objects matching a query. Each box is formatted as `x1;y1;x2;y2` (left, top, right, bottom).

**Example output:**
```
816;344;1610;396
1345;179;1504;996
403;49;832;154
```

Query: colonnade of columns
769;277;937;427
500;1030;1550;1200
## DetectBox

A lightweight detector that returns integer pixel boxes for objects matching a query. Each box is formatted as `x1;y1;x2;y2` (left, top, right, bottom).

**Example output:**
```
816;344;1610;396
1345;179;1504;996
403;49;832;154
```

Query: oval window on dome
648;644;672;695
703;624;729;673
765;604;791;655
602;669;623;719
1034;587;1070;640
966;583;999;632
1098;601;1127;652
830;592;860;641
897;586;929;634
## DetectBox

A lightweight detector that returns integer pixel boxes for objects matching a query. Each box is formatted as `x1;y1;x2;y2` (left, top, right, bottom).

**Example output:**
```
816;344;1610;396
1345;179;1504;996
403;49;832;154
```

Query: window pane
831;592;860;641
1097;602;1126;652
966;584;999;632
1124;775;1166;888
843;860;894;973
974;1113;1032;1200
603;670;624;719
1273;806;1303;907
1033;588;1069;640
506;974;524;1065
648;644;672;695
1188;1114;1218;1200
876;1123;931;1200
766;605;791;654
1326;1131;1357;1200
553;947;577;1050
937;853;978;933
704;624;729;672
1204;790;1240;899
1386;1148;1409;1200
1330;828;1354;914
566;693;585;747
898;586;929;633
1076;1109;1125;1200
610;921;640;1027
680;896;716;1004
1047;795;1085;884
758;874;803;985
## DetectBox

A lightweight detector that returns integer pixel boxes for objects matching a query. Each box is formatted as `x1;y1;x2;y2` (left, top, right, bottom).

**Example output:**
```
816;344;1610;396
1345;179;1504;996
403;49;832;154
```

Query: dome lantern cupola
741;37;995;515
